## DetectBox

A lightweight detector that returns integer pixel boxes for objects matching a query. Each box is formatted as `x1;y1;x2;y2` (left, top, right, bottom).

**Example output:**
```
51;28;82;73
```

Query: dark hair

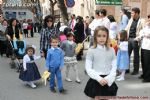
9;18;17;26
119;30;128;41
86;16;89;18
132;7;140;14
2;19;7;24
67;32;74;37
44;15;54;28
64;27;72;35
91;16;94;20
148;14;150;18
76;16;83;24
99;9;107;16
93;26;110;48
107;15;116;22
121;9;127;15
95;10;100;16
50;36;59;42
25;46;35;54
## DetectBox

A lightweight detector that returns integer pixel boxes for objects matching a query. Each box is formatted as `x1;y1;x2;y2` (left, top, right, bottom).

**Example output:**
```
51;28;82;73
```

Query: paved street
0;33;150;100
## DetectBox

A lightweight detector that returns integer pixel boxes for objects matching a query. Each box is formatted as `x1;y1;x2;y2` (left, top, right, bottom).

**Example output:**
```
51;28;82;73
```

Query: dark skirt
84;76;118;98
19;63;41;81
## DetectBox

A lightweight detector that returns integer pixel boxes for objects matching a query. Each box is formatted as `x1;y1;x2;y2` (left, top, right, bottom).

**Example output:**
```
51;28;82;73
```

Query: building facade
69;0;150;20
2;0;40;21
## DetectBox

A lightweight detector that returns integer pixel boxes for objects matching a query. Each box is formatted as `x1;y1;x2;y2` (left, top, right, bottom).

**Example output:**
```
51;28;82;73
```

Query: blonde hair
93;26;110;49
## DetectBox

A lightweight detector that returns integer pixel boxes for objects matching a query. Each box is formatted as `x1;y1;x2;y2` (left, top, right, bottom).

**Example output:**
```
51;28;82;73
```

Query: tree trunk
57;0;68;25
49;0;57;15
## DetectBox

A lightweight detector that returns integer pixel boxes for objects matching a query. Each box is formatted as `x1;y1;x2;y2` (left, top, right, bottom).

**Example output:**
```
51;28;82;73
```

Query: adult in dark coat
74;16;85;60
5;18;21;57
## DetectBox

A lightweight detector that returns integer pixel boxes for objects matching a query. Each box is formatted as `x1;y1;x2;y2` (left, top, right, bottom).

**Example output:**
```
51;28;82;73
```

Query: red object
27;25;32;30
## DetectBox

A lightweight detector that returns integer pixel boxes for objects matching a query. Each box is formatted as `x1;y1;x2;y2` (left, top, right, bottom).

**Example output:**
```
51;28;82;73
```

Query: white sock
120;70;125;79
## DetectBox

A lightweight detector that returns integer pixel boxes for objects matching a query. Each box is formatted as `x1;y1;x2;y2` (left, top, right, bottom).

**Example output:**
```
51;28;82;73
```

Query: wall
3;9;34;21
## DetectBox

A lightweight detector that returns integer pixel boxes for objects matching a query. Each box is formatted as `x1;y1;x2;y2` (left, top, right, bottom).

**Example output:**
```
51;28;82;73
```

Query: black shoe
131;72;138;75
50;88;56;93
142;79;150;83
138;75;143;79
125;69;130;74
59;89;67;94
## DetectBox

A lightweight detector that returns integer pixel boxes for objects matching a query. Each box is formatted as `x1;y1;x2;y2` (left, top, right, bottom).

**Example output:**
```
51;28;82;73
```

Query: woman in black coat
74;16;85;60
5;18;21;57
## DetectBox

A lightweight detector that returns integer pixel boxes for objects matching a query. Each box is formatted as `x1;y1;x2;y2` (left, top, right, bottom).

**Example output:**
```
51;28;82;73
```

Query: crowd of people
0;6;150;100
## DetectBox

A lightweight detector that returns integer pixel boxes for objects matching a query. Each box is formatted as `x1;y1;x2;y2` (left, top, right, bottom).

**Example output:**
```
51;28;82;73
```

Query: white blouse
23;54;41;70
136;26;150;50
85;45;117;86
119;41;128;51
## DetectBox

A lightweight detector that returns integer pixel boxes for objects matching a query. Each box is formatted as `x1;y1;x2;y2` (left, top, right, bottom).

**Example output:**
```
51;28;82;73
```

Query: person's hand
134;37;140;41
6;35;11;41
24;67;27;71
99;79;108;86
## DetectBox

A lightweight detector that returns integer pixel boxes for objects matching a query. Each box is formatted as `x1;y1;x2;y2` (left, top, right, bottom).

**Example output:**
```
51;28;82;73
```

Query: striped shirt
40;27;57;50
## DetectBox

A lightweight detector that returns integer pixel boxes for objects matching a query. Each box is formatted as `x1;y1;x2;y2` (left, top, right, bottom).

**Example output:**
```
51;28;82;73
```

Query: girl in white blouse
19;45;43;88
116;30;129;81
84;26;118;100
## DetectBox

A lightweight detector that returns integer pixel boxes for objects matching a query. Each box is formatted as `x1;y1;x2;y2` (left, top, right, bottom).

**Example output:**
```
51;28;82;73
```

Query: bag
75;36;90;54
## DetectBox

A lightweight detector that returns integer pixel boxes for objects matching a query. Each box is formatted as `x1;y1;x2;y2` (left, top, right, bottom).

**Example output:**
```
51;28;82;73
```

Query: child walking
116;30;129;81
46;37;66;93
84;26;118;100
19;45;43;88
61;32;81;83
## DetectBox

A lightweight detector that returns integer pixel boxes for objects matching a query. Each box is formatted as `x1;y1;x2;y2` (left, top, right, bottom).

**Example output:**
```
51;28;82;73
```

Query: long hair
119;30;128;41
43;15;54;28
93;26;110;49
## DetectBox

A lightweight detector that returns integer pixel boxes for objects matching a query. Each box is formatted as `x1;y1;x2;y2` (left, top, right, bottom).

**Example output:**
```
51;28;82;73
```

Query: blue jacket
46;47;64;69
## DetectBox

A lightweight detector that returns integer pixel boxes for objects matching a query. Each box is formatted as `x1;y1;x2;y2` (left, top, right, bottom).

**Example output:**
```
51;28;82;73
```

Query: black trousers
141;49;150;81
128;38;139;73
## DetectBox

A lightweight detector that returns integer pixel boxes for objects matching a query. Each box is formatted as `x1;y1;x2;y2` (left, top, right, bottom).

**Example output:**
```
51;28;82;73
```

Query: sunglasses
47;20;53;22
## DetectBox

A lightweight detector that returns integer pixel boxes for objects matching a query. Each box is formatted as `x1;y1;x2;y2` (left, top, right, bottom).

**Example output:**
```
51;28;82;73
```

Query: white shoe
75;78;81;83
116;77;125;81
116;75;121;79
30;82;36;88
65;78;72;82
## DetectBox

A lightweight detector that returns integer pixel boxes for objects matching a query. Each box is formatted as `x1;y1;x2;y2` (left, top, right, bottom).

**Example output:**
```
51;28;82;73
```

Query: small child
61;32;81;83
116;30;129;81
84;26;118;99
46;37;66;93
19;45;43;88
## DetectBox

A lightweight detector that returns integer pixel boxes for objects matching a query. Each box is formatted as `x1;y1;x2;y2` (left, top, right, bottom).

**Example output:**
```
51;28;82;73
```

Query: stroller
9;40;26;72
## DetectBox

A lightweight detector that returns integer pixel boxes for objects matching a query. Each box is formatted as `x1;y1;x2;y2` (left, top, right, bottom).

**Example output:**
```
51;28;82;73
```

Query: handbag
75;36;90;54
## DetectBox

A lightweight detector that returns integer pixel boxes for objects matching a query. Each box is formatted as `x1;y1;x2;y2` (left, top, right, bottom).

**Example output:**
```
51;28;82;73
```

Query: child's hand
99;79;108;86
59;67;63;71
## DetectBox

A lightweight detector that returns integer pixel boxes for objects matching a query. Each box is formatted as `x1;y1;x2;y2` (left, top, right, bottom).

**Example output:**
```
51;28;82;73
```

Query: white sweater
136;26;150;50
85;45;117;86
